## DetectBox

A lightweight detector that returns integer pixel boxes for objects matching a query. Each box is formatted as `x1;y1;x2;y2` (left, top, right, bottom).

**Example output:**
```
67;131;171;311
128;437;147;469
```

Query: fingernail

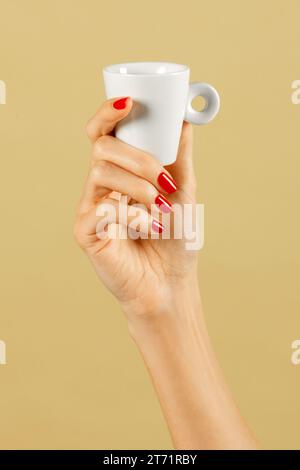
155;194;172;213
157;172;177;194
152;220;164;233
113;97;129;110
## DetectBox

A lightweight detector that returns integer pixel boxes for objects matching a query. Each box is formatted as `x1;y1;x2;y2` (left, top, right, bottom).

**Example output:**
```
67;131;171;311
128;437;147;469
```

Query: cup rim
103;61;189;76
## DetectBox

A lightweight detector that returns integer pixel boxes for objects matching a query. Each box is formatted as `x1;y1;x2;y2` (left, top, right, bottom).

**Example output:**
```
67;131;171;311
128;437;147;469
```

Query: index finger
86;97;133;143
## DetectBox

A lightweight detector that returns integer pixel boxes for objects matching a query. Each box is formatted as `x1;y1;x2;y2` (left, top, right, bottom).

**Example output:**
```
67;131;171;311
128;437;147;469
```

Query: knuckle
85;118;95;139
90;160;110;182
92;139;104;158
92;135;113;158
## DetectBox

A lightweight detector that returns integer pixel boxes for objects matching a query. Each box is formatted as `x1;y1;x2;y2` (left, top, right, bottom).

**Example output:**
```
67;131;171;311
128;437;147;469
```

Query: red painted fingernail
157;172;177;194
152;220;164;233
155;194;172;213
113;97;129;110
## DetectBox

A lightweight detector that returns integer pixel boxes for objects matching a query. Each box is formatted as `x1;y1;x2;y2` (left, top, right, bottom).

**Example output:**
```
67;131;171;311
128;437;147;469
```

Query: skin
74;97;258;450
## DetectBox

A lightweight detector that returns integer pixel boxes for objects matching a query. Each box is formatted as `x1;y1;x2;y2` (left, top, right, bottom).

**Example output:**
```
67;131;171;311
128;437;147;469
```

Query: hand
74;97;258;449
74;97;199;326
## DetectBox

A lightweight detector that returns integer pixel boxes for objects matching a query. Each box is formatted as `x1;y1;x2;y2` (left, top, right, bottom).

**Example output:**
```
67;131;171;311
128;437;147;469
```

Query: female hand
74;97;199;328
74;97;257;449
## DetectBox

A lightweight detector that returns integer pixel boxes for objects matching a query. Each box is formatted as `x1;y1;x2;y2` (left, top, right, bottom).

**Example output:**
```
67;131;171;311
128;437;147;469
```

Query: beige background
0;0;299;449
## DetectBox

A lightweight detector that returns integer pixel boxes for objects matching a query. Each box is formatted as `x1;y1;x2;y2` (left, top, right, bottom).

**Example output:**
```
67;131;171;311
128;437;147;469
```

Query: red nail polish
152;220;164;233
157;172;177;194
113;97;129;110
155;194;172;213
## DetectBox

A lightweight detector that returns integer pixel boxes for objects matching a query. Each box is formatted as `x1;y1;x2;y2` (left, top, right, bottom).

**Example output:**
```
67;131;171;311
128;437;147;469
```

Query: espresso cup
103;62;220;166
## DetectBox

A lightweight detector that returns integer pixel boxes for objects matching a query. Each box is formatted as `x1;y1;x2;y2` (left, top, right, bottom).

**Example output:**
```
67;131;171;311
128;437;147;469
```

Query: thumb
165;122;196;193
86;97;133;143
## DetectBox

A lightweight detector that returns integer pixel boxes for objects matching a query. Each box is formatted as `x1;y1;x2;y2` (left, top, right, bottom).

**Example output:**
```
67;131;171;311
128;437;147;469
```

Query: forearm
125;283;258;450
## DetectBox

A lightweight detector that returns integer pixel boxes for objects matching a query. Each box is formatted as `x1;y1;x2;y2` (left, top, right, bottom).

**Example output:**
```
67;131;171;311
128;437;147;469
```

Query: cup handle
184;82;220;125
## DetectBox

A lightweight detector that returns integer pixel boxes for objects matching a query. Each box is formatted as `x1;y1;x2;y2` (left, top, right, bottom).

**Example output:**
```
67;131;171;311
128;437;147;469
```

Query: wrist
122;277;205;346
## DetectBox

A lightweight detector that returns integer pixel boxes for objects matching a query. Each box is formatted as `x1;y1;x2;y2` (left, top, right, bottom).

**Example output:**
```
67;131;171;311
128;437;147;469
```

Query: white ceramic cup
103;62;220;166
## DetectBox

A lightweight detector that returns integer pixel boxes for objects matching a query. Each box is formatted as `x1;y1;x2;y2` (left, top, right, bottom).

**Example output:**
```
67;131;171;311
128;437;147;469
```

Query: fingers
75;197;163;251
92;135;177;196
86;97;133;143
87;98;177;195
78;160;173;216
82;107;179;214
87;100;177;197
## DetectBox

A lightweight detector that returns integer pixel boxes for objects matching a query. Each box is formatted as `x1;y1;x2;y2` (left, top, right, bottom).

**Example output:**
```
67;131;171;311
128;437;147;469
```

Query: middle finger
92;135;178;196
